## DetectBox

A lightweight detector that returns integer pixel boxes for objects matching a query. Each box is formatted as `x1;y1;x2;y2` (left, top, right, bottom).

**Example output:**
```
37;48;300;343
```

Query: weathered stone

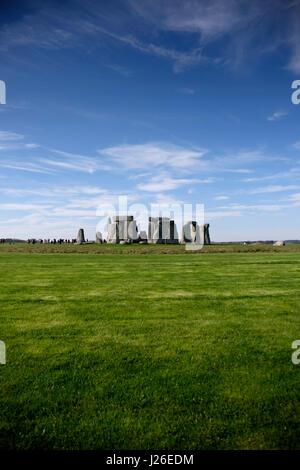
95;231;102;243
148;217;179;244
139;230;147;242
182;222;210;245
76;228;85;244
107;215;138;243
107;219;118;243
182;221;199;243
204;223;211;245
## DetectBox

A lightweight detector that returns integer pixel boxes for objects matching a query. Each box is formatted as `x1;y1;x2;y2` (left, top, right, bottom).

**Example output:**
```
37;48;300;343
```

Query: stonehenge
92;216;211;245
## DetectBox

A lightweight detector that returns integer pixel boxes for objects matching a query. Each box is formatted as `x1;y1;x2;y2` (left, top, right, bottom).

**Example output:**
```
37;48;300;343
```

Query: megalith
203;223;211;245
95;231;103;243
148;217;179;244
182;222;210;245
76;228;85;244
107;215;139;243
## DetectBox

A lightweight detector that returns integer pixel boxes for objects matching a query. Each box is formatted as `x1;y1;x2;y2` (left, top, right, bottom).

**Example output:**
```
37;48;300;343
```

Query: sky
0;0;300;241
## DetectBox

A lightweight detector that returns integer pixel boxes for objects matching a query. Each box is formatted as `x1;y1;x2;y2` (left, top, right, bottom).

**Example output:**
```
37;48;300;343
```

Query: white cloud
42;147;112;173
137;172;213;192
243;167;300;182
98;142;207;169
0;162;55;174
219;203;289;212
286;8;300;74
138;177;196;192
288;192;300;200
214;196;229;200
249;184;299;194
223;168;253;174
40;159;96;174
0;186;106;197
129;0;261;38
0;130;24;141
154;193;185;205
25;143;39;148
52;208;98;218
214;150;288;172
0;203;50;211
267;110;288;121
0;0;299;75
205;210;242;219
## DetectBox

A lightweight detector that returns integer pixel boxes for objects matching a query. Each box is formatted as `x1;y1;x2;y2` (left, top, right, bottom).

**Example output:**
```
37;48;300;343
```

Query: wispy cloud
0;162;55;174
288;192;300;200
219;203;290;212
0;186;106;197
98;142;207;169
267;110;288;121
244;167;300;182
137;175;208;192
249;184;299;194
286;4;300;73
0;130;24;141
40;147;112;173
205;210;242;219
128;0;256;37
104;63;133;77
223;169;253;174
0;0;299;74
0;203;50;211
39;159;95;174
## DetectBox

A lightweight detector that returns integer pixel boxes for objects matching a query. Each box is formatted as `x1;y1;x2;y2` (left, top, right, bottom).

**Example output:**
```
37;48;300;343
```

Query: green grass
0;249;300;449
1;242;300;254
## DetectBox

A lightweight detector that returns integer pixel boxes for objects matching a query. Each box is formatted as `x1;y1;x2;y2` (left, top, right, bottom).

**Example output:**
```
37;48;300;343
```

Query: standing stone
148;217;179;244
204;223;211;245
107;215;139;243
76;228;85;244
95;231;103;243
182;221;201;244
107;217;118;243
183;223;210;245
139;230;148;242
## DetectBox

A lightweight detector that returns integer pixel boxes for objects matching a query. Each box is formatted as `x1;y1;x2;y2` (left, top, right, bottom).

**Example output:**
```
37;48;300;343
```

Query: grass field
0;246;300;449
1;242;300;254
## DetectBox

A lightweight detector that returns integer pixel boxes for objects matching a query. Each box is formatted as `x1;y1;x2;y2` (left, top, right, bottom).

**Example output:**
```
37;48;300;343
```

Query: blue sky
1;0;300;241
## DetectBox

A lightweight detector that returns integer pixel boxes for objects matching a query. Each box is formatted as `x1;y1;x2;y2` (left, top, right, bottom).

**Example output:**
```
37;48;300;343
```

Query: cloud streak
0;0;298;73
98;142;207;170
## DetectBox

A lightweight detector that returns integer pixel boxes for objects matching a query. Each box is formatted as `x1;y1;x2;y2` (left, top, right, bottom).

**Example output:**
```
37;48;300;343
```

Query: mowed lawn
0;251;300;450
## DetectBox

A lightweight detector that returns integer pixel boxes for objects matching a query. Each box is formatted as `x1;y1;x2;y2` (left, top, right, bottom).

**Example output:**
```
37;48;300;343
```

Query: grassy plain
0;245;299;449
0;241;300;254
